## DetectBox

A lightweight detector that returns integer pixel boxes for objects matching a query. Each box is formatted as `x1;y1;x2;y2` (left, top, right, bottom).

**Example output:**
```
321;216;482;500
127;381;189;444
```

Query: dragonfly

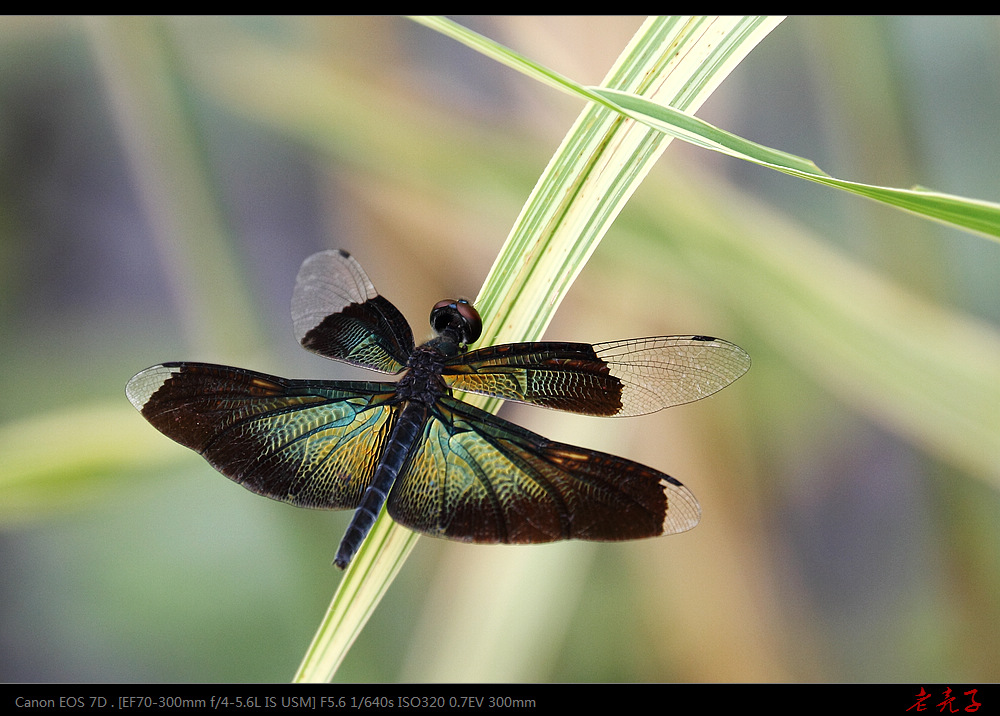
126;250;750;568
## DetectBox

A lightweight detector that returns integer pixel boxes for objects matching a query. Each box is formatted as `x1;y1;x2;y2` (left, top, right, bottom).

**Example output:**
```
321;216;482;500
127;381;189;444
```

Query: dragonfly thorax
396;343;450;406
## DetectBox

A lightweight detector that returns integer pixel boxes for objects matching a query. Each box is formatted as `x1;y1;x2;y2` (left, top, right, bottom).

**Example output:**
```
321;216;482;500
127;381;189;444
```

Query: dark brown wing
126;362;400;509
291;249;414;374
386;395;699;544
441;335;750;417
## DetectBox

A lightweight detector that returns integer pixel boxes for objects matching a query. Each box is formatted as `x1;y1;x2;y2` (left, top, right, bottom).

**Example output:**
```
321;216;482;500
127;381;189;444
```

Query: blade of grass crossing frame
294;16;783;682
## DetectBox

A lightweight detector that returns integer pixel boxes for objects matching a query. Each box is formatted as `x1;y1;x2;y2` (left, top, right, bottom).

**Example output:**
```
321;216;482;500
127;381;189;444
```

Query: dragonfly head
430;298;482;347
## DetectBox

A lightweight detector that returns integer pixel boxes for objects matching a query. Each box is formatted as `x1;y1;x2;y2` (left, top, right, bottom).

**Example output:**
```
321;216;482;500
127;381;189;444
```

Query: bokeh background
1;16;998;683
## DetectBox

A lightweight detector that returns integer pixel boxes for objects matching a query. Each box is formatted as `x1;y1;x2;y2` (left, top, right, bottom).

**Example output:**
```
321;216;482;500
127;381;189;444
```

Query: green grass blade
295;15;782;682
418;16;1000;243
293;511;416;681
594;88;1000;241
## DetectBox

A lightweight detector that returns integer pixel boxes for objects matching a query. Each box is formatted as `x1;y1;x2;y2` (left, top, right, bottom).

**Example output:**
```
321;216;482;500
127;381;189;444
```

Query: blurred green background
1;16;999;682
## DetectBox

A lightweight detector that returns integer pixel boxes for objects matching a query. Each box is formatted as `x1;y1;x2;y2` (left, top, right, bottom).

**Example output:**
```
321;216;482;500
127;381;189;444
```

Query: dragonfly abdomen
333;401;431;568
